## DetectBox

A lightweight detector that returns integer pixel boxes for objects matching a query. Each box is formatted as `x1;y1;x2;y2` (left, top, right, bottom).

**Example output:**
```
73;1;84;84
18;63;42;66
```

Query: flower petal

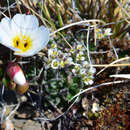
31;26;50;50
0;17;18;51
14;26;49;57
11;14;39;35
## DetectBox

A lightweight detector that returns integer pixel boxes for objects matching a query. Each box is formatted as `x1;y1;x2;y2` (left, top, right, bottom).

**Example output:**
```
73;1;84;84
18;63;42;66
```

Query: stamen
16;41;19;46
24;43;28;48
13;35;32;52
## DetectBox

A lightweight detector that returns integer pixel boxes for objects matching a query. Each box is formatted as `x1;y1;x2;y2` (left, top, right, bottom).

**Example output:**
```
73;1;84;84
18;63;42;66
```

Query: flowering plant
0;14;49;57
45;42;96;86
6;62;29;94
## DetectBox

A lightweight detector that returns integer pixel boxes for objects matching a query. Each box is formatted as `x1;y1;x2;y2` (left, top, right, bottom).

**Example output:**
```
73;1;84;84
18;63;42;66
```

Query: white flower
92;103;100;113
75;64;81;71
96;28;104;39
65;57;73;65
76;44;83;50
72;68;76;74
104;28;113;36
51;59;59;69
82;61;89;67
0;14;49;57
72;64;81;74
48;49;57;58
51;43;57;48
48;49;54;56
63;53;68;58
70;48;75;54
89;66;96;74
83;76;94;85
76;52;85;61
59;60;65;68
79;68;86;75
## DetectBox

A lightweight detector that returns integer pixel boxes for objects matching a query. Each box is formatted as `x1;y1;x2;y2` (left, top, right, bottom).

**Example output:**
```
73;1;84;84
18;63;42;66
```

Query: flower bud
6;62;29;94
16;82;29;95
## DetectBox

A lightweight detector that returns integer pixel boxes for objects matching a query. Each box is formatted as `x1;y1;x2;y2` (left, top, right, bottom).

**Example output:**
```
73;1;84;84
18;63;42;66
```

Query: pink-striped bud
6;62;26;86
6;62;29;94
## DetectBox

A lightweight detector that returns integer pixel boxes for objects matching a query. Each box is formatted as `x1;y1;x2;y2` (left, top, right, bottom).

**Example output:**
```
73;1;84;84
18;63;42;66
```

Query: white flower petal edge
14;26;50;57
0;17;19;51
11;14;39;35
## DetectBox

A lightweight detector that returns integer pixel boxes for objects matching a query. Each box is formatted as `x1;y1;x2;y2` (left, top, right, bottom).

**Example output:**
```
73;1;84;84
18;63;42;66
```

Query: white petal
89;67;96;74
89;80;93;85
31;26;50;48
11;14;39;35
105;28;111;32
105;28;112;36
0;17;17;50
14;26;50;57
13;70;26;86
92;103;100;113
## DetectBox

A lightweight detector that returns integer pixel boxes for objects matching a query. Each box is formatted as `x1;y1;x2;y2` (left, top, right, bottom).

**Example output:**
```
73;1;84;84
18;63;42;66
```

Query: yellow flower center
53;61;58;67
13;35;32;52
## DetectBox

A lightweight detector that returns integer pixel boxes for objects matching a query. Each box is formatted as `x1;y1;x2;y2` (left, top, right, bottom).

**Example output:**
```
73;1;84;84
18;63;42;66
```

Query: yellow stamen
13;34;32;52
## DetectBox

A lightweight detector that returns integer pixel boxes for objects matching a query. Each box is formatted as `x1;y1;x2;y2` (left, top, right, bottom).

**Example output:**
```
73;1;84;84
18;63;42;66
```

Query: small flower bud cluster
6;62;29;94
70;44;96;85
47;43;73;69
46;43;96;85
96;28;112;39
